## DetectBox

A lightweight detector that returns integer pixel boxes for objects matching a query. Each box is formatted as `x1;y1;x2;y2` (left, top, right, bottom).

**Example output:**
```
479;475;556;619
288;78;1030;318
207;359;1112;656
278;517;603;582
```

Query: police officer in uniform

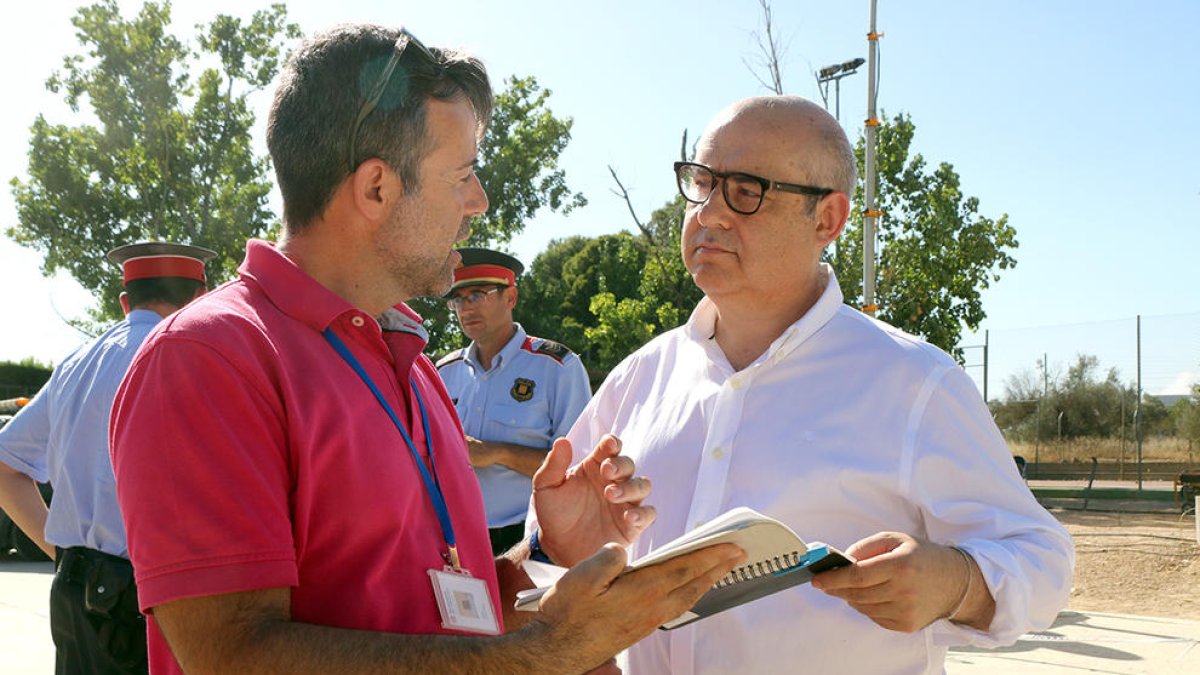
0;241;213;675
437;248;591;554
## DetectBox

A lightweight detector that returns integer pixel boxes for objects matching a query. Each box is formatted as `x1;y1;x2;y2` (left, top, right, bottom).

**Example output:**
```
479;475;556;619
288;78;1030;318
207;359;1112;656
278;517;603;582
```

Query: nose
467;173;489;218
694;181;735;230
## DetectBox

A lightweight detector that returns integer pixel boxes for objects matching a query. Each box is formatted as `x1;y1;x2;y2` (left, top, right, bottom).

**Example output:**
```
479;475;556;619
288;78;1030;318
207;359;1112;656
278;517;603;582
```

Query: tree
8;1;299;322
828;113;1018;358
0;358;54;398
409;76;586;357
470;76;586;246
1174;383;1200;450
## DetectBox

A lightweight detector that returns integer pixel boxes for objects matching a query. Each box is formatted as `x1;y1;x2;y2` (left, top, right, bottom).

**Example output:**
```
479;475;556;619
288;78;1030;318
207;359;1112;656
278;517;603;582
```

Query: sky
1;0;1197;397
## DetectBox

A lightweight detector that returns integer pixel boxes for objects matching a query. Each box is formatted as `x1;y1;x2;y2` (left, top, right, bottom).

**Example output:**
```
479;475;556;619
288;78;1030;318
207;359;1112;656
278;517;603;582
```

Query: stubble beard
374;199;457;301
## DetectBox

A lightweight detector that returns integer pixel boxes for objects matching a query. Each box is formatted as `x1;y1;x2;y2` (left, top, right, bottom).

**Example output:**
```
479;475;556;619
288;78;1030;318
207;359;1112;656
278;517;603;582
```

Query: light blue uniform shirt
0;309;163;557
437;324;591;527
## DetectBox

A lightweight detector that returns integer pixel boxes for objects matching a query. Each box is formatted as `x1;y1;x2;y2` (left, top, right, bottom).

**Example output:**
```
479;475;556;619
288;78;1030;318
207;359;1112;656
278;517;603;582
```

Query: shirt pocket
485;399;552;448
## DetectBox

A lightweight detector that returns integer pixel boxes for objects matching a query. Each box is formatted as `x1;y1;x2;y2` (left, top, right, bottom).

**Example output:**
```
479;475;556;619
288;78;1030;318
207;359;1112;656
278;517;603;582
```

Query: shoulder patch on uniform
436;349;466;368
524;337;572;364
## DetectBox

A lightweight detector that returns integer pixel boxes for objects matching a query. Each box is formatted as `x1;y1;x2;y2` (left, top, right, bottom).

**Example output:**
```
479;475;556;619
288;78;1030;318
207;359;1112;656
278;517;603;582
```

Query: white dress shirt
561;266;1074;675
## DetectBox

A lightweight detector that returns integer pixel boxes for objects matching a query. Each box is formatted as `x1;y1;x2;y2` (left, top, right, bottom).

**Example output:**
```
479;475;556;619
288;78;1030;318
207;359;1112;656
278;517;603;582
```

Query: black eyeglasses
446;287;503;311
673;161;833;216
347;28;440;171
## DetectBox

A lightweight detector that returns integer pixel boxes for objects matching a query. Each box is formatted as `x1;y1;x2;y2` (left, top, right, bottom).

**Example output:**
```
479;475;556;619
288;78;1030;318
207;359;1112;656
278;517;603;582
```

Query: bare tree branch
608;165;649;237
745;0;785;94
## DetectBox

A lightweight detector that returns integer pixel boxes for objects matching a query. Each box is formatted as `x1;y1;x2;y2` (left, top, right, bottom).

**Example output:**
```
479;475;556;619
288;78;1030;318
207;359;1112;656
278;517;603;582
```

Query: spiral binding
714;551;803;588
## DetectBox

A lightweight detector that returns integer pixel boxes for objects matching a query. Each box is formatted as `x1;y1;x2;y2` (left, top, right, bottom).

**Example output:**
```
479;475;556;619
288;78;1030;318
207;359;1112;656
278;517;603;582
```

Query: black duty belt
56;546;133;584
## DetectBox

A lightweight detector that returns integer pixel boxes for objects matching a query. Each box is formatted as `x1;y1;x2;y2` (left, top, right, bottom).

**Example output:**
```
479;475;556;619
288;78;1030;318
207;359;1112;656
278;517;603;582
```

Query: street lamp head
841;57;866;73
817;63;843;79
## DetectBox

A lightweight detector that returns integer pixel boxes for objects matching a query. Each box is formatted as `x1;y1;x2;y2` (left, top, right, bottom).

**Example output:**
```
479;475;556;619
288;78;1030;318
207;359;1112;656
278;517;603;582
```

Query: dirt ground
1056;507;1200;619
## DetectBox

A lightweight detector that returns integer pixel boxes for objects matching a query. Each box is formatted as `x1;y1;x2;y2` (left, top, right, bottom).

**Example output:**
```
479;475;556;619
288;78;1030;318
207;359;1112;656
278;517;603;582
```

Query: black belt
56;546;133;584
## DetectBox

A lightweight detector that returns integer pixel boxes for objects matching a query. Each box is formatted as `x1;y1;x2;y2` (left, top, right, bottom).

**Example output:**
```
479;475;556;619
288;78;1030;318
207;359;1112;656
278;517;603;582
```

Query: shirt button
730;377;744;390
711;446;725;460
351;316;365;327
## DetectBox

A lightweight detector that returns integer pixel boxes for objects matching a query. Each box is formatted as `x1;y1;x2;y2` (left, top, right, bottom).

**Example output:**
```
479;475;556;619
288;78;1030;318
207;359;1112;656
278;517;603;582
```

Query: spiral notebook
515;507;853;629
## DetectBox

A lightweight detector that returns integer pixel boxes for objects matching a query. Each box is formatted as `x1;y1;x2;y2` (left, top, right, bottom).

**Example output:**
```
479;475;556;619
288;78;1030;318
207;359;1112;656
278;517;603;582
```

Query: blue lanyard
322;327;461;569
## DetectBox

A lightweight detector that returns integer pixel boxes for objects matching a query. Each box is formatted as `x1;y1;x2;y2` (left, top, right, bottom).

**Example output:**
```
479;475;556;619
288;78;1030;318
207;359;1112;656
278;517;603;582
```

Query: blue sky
2;0;1197;396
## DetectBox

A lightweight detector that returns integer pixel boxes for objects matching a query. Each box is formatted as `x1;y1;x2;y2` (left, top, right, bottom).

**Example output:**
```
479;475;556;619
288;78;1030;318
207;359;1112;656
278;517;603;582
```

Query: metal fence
959;311;1200;407
956;312;1200;483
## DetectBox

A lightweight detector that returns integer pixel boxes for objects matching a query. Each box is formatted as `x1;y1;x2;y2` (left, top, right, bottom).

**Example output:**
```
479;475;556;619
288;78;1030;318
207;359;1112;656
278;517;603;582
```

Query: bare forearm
201;620;576;675
949;549;996;631
478;440;548;477
496;537;538;630
157;588;600;675
0;467;52;558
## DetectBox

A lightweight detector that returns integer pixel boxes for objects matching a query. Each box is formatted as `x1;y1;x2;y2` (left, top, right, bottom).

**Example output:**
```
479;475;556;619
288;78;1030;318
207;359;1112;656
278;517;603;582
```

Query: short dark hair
267;24;493;231
124;278;204;309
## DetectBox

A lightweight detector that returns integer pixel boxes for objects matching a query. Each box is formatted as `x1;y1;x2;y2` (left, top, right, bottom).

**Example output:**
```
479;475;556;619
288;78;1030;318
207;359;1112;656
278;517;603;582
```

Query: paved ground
0;560;54;673
948;610;1200;674
3;558;1199;674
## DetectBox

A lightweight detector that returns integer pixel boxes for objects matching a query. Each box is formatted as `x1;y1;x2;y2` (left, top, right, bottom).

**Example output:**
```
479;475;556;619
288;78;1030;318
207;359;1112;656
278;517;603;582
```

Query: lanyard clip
446;545;462;571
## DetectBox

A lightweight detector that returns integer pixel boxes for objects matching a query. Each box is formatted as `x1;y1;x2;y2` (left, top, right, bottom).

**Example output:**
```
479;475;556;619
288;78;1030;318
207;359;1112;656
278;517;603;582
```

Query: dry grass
1009;437;1199;464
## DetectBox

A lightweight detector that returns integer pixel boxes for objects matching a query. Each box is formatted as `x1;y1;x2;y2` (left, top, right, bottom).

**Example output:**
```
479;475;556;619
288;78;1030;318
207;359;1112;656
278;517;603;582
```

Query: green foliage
418;76;585;357
514;198;701;376
7;1;299;322
1173;384;1200;446
829;113;1018;358
991;354;1179;443
470;76;586;246
0;359;55;398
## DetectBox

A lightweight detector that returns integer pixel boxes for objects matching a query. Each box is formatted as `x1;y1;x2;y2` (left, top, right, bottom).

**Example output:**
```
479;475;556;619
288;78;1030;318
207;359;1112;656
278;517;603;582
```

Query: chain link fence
958;312;1200;482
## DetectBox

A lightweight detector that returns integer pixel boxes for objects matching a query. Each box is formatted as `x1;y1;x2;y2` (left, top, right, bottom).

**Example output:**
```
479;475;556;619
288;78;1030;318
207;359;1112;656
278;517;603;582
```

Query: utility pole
1136;314;1143;490
982;329;989;403
863;0;882;316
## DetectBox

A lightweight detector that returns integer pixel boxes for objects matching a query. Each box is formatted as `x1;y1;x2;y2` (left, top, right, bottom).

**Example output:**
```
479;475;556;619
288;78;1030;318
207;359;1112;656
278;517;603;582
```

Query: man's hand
531;435;651;567
810;532;995;632
532;542;745;672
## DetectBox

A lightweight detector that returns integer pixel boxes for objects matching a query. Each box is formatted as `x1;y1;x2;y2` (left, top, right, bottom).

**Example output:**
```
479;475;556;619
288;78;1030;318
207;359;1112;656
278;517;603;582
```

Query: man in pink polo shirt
109;24;742;675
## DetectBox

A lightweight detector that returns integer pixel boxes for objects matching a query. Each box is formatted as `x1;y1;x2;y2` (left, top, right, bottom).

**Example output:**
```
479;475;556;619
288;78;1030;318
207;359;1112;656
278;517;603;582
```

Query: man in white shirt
557;96;1074;674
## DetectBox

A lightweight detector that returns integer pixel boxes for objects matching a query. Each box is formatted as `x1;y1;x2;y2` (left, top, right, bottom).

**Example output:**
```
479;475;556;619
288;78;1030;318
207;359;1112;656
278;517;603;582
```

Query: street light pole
815;57;865;123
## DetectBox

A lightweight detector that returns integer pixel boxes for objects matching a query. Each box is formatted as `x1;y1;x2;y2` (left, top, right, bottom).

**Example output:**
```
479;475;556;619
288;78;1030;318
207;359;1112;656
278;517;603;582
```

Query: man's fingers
556;543;629;595
603;475;651;504
844;531;906;561
532;437;573;491
664;545;746;603
622;505;656;533
584;435;624;476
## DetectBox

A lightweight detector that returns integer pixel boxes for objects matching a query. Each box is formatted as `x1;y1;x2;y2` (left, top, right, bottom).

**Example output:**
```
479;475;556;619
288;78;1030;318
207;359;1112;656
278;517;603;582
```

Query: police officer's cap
106;241;217;286
450;247;524;293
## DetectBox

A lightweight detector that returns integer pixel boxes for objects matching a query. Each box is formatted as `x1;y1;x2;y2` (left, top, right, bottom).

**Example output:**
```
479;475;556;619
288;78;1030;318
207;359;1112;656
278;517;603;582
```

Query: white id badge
428;567;500;635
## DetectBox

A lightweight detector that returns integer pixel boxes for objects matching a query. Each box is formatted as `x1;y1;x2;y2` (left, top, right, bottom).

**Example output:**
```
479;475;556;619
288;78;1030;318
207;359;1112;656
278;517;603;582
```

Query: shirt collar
126;308;164;327
238;239;424;337
467;323;525;371
684;263;845;368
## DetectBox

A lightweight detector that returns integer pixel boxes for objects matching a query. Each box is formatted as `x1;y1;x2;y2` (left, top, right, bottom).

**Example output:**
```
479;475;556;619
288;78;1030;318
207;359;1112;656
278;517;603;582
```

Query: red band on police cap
121;255;207;284
453;263;516;287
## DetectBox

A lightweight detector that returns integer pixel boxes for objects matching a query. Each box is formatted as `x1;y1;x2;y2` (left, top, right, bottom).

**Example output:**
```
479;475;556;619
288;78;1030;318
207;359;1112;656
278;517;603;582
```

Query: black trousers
51;547;148;675
488;522;526;556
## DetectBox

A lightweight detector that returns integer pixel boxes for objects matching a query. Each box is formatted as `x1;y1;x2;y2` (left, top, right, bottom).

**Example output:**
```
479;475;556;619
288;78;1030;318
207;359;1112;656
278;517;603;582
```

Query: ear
505;285;518;310
192;285;207;302
814;191;851;248
119;292;131;316
349;158;397;222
